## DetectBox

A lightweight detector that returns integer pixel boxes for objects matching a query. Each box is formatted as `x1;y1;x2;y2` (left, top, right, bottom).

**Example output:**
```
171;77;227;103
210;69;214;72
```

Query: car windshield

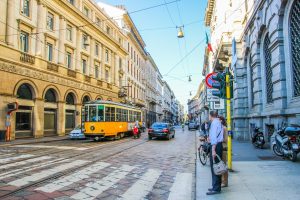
152;123;167;128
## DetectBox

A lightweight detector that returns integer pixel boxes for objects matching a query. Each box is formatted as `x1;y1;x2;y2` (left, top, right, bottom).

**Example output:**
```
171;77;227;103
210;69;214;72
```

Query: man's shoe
206;191;220;195
208;188;213;192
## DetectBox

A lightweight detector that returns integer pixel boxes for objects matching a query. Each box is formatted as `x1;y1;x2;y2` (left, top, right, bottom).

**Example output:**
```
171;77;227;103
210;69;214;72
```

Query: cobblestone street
0;127;197;200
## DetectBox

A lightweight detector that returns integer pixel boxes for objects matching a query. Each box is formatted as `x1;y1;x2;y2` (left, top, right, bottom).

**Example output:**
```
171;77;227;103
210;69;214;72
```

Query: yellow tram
82;100;143;141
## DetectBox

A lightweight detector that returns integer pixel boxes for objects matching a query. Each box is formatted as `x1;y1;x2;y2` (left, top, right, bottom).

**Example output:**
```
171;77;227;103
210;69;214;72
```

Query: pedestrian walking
207;111;224;195
219;116;228;187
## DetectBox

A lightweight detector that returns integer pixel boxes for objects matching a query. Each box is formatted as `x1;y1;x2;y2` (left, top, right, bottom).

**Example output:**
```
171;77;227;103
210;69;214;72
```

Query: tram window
98;105;104;122
105;107;111;121
89;106;97;122
137;112;141;122
122;109;128;121
133;111;137;122
129;110;133;122
110;107;115;122
116;108;121;121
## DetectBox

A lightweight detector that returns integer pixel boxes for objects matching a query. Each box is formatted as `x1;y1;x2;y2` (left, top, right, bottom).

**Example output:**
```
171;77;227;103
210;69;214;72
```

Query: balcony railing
67;69;76;78
47;62;59;72
20;52;35;64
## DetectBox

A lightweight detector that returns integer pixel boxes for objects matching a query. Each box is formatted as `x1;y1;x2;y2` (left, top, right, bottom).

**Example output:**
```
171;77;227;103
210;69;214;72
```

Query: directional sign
213;100;225;110
205;72;217;88
207;88;220;102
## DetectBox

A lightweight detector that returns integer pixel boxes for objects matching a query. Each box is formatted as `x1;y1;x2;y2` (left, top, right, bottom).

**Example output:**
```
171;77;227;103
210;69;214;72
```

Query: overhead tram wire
0;0;182;73
163;0;188;78
0;0;181;37
163;0;249;77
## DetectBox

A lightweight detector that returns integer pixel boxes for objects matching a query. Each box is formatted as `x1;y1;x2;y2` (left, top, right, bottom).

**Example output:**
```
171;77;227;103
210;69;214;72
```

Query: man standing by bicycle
207;111;224;195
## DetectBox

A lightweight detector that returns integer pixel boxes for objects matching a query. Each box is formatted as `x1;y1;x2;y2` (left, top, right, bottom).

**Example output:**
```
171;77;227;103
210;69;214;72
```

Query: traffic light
211;72;226;98
211;70;234;99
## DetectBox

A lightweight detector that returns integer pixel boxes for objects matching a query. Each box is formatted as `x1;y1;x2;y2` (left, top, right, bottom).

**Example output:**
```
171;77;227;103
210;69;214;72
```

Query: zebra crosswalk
0;153;193;200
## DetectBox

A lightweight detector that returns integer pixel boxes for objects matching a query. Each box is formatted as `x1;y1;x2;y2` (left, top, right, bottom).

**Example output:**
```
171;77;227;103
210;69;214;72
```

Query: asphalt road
0;126;197;200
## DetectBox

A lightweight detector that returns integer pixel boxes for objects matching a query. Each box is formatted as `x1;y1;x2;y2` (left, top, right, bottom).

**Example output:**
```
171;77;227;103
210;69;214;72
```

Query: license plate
292;144;299;150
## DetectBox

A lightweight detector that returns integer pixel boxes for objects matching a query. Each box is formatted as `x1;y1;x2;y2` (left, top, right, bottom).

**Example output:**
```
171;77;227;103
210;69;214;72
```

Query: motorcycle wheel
199;145;207;166
272;144;284;157
290;152;297;162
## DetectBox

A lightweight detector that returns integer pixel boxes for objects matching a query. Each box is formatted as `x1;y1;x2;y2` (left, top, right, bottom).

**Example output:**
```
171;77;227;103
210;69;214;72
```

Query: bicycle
198;134;210;165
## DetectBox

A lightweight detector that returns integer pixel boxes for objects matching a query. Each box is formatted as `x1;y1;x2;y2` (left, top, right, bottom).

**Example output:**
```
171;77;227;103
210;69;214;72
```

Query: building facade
202;0;300;142
162;81;172;123
0;0;129;139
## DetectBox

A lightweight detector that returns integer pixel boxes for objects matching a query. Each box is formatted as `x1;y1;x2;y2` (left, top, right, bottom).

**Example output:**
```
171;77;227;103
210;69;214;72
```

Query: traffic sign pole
226;68;233;171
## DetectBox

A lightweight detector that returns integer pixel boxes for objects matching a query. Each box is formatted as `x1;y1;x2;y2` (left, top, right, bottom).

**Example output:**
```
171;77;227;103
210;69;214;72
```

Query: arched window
290;0;300;97
82;95;90;104
45;89;56;103
66;93;75;105
17;83;33;100
263;33;273;103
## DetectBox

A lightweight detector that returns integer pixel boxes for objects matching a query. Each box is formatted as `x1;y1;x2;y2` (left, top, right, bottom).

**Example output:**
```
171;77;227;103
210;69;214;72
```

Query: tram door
44;108;57;136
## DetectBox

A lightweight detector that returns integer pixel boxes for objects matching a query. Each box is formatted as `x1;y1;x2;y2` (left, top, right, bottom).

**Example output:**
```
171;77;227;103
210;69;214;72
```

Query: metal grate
264;34;273;103
290;0;300;97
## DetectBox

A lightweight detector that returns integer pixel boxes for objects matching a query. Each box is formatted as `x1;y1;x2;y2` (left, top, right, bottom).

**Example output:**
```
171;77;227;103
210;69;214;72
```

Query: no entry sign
205;72;217;88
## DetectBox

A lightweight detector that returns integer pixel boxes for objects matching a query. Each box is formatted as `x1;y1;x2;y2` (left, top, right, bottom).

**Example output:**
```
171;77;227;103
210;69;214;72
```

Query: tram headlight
90;126;95;131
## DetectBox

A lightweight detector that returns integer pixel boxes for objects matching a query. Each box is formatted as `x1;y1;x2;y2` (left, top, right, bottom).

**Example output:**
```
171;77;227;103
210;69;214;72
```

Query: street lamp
177;26;184;38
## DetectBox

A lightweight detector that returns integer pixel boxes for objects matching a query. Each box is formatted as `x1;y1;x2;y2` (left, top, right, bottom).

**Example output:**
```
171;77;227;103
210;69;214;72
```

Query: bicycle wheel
198;145;208;165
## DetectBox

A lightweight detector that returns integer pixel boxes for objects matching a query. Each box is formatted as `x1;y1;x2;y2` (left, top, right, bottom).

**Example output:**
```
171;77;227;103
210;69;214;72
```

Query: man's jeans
209;142;223;192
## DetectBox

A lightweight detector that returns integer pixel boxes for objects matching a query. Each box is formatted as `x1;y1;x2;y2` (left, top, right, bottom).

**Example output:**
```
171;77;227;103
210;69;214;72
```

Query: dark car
148;122;175;140
188;122;199;130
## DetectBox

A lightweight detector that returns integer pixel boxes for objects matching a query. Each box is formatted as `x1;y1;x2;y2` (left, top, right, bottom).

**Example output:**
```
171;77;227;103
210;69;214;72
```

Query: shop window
17;83;33;100
16;111;31;131
65;110;75;129
66;93;75;105
45;89;56;102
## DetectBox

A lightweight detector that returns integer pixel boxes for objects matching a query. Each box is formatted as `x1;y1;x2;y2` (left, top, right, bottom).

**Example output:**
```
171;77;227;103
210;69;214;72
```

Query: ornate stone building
0;0;128;139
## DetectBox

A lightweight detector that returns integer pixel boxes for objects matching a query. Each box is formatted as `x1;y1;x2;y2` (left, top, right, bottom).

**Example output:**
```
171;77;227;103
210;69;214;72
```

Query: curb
0;137;69;147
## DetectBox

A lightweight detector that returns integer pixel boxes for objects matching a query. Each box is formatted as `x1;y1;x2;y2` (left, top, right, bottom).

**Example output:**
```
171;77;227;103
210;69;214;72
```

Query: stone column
5;0;15;46
57;101;66;136
101;45;105;80
89;37;94;77
75;104;82;127
58;16;66;65
35;2;46;57
33;98;44;138
111;52;116;85
75;28;81;71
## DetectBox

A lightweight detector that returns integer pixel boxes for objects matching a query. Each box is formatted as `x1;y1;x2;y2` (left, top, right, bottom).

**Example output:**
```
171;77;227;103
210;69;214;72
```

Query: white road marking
8;160;88;187
15;145;90;151
0;154;33;164
71;165;135;200
120;169;162;200
0;158;66;180
168;173;193;200
0;156;52;170
36;162;111;193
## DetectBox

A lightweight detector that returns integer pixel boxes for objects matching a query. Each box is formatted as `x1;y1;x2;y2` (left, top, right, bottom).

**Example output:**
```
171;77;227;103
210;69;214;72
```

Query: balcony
20;52;35;64
67;69;76;78
47;62;59;72
84;75;91;83
97;80;103;86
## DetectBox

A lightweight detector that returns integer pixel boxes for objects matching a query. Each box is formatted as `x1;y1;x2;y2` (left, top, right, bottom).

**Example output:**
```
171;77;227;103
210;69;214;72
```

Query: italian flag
205;32;213;53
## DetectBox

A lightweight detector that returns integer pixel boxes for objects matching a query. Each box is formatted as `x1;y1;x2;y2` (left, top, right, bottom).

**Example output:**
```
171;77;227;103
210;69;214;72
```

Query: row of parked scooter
251;123;300;162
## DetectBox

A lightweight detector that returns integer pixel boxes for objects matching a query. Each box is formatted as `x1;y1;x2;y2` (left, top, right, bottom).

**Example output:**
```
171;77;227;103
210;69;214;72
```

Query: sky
97;0;208;111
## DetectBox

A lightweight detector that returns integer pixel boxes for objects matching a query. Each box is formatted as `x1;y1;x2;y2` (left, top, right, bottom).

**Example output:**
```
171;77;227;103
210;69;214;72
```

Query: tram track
0;136;149;199
0;137;134;166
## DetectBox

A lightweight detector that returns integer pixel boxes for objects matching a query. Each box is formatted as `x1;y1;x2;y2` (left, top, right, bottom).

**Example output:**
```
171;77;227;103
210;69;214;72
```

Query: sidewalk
196;140;300;200
0;135;69;147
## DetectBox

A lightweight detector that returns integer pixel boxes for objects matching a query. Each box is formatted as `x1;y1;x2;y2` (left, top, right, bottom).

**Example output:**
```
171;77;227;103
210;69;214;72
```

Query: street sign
207;88;220;102
205;72;217;88
213;100;225;110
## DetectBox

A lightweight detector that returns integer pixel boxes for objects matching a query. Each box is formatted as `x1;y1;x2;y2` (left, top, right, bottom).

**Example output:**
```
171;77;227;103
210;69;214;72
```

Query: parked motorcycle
272;124;300;162
251;127;265;149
